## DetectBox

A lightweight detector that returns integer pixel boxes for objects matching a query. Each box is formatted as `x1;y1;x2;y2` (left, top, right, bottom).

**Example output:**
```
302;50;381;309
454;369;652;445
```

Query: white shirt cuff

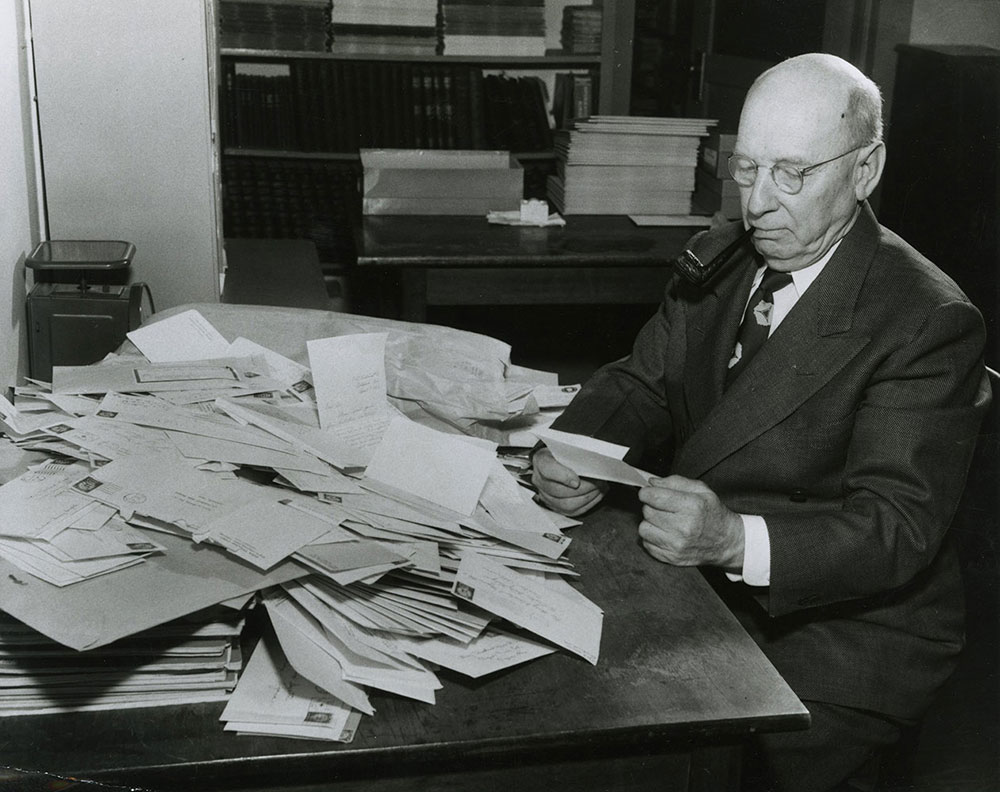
724;513;771;586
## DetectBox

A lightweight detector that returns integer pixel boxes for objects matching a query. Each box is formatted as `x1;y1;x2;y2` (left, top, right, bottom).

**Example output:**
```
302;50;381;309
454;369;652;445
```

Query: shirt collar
788;237;839;295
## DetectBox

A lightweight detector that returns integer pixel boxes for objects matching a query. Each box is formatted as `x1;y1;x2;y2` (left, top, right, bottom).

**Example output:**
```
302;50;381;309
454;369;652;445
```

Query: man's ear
854;141;886;201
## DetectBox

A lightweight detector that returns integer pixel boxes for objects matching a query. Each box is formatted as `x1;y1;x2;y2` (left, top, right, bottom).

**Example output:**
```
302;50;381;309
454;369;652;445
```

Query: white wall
29;0;221;311
910;0;1000;47
0;0;39;388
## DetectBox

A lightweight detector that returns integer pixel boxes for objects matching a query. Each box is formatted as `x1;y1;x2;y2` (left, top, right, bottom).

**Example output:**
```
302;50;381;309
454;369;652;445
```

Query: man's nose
745;166;779;216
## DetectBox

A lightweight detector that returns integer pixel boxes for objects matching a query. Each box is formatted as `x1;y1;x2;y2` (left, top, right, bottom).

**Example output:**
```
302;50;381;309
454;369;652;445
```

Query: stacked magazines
548;116;718;215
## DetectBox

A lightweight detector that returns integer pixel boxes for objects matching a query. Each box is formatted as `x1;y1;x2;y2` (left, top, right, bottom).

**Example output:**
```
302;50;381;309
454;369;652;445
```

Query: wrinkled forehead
737;70;853;163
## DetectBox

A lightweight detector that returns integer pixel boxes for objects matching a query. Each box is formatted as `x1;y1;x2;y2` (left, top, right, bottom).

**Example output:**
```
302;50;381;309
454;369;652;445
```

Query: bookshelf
216;1;636;277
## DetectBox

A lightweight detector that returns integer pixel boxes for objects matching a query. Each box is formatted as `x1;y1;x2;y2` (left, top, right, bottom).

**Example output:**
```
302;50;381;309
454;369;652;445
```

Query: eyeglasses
727;143;868;195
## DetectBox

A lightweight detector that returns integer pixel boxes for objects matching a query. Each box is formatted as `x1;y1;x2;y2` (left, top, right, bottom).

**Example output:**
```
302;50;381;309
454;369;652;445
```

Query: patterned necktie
725;268;793;387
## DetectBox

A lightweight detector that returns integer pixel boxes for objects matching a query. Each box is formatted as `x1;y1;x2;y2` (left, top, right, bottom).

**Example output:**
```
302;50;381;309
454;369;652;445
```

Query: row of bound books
221;58;553;153
221;156;362;265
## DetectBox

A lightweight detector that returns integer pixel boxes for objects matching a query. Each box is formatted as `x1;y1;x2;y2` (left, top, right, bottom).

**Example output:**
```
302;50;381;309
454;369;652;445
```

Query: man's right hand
531;447;609;517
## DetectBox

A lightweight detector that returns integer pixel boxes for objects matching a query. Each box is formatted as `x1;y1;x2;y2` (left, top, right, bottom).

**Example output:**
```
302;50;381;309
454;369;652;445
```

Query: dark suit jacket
552;203;992;719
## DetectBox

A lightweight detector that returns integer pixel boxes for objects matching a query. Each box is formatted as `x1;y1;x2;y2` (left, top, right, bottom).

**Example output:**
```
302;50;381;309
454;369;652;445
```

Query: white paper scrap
453;551;602;665
127;309;230;363
364;415;496;517
307;334;391;462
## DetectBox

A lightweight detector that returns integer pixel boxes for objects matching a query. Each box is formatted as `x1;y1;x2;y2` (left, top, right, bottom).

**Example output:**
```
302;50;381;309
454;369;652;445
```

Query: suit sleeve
764;298;991;617
550;293;677;466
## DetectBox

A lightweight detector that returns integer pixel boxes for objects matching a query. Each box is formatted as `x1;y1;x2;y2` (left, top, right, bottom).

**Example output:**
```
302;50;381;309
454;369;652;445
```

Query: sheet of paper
532;383;581;409
127;308;230;362
0;465;98;540
364;415;497;517
52;358;268;395
198;498;332;571
294;539;411;580
51;415;176;460
216;398;367;471
97;392;293;453
453;550;603;665
166;431;330;474
395;628;557;678
275;467;365;496
45;516;164;562
469;506;570;561
0;393;73;435
505;364;559;386
307;334;391;462
536;427;652;488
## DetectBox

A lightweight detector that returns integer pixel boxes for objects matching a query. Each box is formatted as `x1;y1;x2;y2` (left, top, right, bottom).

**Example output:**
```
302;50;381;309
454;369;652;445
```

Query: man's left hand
637;475;745;570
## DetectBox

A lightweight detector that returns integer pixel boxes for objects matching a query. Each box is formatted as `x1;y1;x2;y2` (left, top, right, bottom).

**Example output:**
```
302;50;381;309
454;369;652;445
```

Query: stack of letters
0;607;243;716
0;306;599;742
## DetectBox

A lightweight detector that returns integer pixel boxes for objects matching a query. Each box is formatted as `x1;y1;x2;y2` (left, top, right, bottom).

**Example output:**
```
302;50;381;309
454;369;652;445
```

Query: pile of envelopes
0;307;601;741
0;606;244;716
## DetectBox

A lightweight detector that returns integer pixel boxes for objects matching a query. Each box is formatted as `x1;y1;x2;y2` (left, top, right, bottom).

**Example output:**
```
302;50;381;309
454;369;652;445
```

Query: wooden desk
0;499;807;792
354;216;699;322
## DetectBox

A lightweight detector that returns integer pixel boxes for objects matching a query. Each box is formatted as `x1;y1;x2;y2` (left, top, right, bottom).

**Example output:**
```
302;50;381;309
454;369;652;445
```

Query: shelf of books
221;58;560;152
216;0;634;272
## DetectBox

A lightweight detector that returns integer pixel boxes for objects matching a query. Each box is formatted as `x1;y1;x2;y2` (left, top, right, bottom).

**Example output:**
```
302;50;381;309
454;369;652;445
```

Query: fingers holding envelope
637;475;744;569
531;447;609;517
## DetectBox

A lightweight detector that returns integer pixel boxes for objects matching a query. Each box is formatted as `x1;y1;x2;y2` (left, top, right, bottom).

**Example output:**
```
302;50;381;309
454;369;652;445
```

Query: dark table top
0;496;807;791
355;215;702;268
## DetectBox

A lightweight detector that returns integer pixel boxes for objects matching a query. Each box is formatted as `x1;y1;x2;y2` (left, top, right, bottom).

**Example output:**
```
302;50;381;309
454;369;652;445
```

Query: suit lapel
675;204;881;479
682;244;759;429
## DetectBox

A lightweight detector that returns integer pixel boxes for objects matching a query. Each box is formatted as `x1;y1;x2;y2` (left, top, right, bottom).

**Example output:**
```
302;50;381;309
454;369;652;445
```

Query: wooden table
0;497;808;792
354;216;700;322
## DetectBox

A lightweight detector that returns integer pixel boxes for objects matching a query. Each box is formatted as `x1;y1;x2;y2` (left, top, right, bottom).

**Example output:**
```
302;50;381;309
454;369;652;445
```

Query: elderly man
533;53;991;791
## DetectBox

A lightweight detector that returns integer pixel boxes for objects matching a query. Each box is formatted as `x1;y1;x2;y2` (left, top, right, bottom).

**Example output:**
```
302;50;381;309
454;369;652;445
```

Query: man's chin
750;233;787;256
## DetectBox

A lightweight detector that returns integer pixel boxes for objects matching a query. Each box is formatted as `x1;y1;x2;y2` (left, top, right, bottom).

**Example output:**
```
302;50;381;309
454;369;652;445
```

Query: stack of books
693;131;741;219
330;0;439;56
361;148;524;215
547;116;717;215
560;5;602;54
440;0;547;56
219;0;331;52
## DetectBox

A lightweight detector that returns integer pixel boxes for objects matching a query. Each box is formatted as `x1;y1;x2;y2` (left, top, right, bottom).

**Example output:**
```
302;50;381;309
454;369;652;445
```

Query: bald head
744;54;883;154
